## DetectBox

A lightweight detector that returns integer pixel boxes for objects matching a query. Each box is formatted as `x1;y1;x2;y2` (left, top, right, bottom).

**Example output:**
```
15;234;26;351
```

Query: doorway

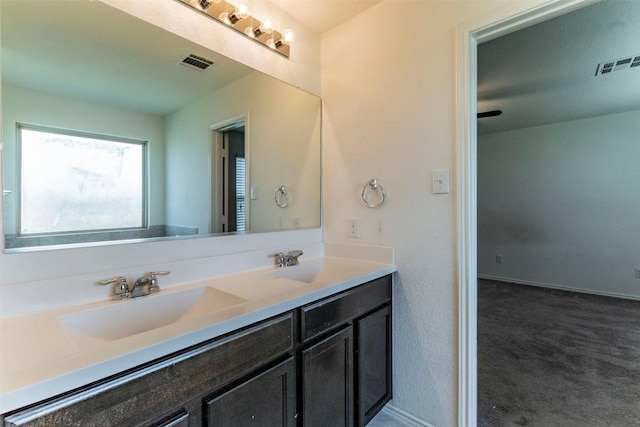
456;0;595;425
211;119;248;234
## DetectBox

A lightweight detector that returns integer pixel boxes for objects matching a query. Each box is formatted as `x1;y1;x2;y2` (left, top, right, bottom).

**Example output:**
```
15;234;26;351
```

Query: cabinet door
205;357;296;427
356;304;392;426
302;326;354;427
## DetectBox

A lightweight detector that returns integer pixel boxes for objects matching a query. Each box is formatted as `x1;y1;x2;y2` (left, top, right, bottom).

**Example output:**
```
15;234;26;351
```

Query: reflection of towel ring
274;186;288;208
361;179;386;208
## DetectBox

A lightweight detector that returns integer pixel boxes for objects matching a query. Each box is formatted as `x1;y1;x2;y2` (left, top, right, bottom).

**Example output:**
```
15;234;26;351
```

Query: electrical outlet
496;255;503;264
635;268;640;279
348;218;360;238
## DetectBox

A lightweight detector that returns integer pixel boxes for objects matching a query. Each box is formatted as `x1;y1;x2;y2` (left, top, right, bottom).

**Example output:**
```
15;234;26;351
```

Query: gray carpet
478;279;640;427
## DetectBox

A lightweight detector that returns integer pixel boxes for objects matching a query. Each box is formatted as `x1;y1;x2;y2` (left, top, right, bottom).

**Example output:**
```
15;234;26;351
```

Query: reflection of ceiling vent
178;53;214;72
595;54;640;76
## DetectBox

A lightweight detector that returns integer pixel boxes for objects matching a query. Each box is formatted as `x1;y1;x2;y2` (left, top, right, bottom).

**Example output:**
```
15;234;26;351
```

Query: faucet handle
149;271;171;279
285;250;303;266
146;271;170;293
270;252;286;267
98;276;130;300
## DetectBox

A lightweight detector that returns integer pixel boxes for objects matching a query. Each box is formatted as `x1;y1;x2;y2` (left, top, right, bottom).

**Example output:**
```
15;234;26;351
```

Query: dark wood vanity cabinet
2;313;295;427
2;274;392;427
205;357;297;426
302;326;355;426
300;274;392;427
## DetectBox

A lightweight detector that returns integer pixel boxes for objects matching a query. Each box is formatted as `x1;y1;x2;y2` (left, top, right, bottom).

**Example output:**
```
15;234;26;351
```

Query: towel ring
274;186;288;208
361;179;386;208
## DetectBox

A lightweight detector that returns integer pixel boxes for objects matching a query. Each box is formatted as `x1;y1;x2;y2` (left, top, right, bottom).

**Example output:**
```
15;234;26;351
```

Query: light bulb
282;29;294;43
228;3;249;25
237;3;249;19
262;16;274;33
254;16;275;37
275;29;294;49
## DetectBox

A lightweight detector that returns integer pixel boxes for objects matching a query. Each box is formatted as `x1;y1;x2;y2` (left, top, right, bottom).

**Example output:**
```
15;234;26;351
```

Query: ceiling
270;0;381;33
3;0;637;129
477;0;640;135
1;1;254;116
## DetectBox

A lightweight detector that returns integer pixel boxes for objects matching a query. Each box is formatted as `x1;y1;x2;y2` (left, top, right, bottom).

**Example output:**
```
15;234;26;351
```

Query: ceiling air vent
595;54;640;76
178;53;214;72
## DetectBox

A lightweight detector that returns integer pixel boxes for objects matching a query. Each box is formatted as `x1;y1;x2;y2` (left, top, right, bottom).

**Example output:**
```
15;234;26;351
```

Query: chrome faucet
131;271;170;298
271;250;303;268
98;271;170;300
98;276;130;300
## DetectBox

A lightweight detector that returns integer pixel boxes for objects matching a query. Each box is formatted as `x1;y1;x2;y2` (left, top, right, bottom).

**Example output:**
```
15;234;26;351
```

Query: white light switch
250;185;258;200
432;169;450;194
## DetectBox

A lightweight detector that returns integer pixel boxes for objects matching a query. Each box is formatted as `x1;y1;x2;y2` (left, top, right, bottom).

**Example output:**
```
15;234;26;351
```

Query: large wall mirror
1;0;321;252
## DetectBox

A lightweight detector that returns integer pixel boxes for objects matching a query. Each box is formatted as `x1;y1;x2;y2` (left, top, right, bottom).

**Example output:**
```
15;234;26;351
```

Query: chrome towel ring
274;185;288;208
361;179;386;208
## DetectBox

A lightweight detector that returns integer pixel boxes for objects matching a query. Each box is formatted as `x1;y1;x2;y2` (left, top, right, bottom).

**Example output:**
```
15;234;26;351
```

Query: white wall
1;85;166;234
164;71;321;233
321;0;546;425
478;110;640;298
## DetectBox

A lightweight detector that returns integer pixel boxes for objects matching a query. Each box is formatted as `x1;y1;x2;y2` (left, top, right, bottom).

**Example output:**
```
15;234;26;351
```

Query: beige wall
164;71;321;234
321;1;546;424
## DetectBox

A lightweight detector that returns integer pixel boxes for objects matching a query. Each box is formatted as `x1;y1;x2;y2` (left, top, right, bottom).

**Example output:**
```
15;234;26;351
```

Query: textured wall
321;1;546;425
478;110;640;298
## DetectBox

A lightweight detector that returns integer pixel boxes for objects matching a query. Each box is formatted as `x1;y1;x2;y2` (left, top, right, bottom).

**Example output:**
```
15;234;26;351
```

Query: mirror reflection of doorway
211;120;246;234
222;127;245;232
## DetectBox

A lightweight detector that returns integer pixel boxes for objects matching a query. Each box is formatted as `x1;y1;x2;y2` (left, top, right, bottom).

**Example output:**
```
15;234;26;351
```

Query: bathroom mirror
1;0;321;251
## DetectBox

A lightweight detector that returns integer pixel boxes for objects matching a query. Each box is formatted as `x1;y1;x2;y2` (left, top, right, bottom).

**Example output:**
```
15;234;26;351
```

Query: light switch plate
433;169;450;194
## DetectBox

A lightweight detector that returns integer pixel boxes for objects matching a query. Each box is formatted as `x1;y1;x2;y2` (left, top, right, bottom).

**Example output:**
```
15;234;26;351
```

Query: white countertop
0;255;395;414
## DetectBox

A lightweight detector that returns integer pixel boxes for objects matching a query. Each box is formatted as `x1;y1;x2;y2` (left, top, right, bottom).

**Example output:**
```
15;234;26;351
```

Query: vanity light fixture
228;3;249;25
178;0;292;58
198;0;219;10
253;16;274;37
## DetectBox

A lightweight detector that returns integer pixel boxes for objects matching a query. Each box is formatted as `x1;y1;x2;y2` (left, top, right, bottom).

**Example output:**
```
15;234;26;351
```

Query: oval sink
58;287;246;345
269;262;323;283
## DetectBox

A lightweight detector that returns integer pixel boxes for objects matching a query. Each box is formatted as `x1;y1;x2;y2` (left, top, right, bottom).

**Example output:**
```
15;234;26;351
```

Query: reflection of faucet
270;250;303;267
132;271;170;298
285;250;303;266
271;252;286;268
98;271;170;300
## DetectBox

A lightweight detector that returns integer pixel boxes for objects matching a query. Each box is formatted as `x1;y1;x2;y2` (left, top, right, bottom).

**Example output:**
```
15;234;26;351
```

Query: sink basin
269;262;323;283
59;287;246;344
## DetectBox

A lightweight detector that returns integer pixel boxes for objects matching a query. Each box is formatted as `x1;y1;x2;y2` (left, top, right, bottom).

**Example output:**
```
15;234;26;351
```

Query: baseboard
380;403;434;427
477;275;640;301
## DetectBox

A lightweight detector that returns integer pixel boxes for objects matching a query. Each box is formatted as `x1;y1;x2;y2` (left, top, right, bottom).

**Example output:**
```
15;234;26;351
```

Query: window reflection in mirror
15;126;147;245
0;0;321;252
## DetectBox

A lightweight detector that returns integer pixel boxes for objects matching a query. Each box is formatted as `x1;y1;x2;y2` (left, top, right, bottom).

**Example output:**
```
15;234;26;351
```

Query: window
19;125;146;235
235;156;246;231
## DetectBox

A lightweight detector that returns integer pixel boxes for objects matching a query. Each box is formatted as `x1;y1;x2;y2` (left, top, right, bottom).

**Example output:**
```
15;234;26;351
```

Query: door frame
209;113;250;234
455;0;596;425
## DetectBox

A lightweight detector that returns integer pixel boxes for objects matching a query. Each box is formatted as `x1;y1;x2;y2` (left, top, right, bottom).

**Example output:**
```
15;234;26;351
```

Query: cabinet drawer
301;275;391;342
3;313;294;427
